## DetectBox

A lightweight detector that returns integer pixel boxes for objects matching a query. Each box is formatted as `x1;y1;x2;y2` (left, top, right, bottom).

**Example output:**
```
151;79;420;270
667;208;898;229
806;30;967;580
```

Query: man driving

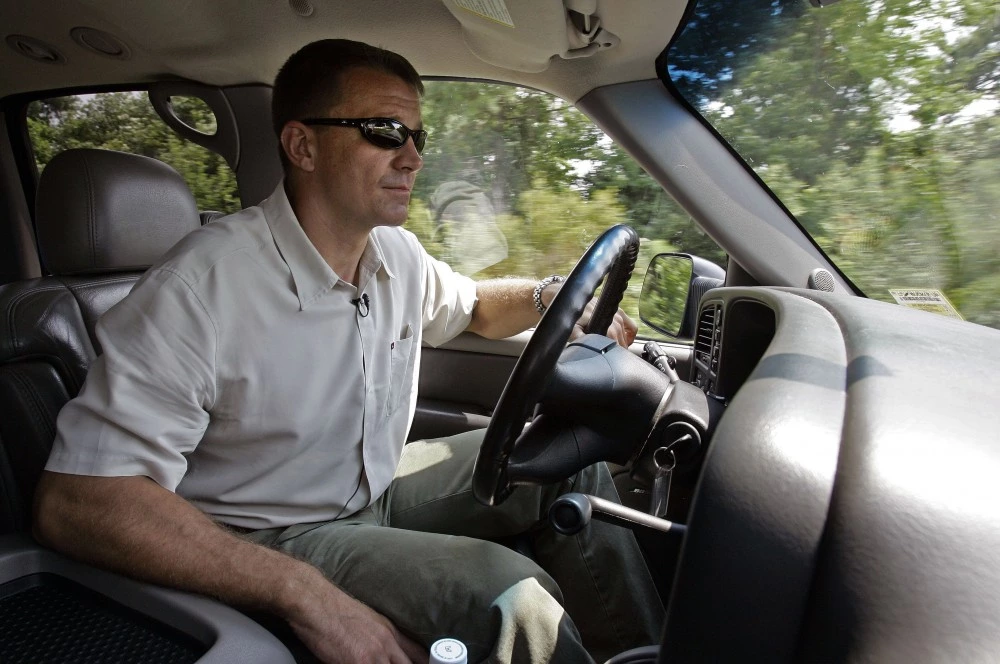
34;39;664;664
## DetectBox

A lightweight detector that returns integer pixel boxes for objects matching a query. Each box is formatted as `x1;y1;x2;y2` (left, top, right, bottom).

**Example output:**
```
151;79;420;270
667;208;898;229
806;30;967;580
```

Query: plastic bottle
429;637;468;664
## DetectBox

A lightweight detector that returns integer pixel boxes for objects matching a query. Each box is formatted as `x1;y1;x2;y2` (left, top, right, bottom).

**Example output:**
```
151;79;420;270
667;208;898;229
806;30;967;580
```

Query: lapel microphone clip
351;293;370;317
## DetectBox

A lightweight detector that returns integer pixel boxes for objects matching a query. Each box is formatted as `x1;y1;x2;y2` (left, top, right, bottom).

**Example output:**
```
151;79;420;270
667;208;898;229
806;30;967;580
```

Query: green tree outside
28;93;240;214
668;0;1000;329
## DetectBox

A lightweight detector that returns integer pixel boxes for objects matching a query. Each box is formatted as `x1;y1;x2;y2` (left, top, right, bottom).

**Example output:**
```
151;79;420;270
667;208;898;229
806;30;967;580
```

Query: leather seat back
0;148;201;532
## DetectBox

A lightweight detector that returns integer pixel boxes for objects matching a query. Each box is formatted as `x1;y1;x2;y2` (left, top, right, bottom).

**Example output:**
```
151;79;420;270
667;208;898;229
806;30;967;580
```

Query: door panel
409;332;524;441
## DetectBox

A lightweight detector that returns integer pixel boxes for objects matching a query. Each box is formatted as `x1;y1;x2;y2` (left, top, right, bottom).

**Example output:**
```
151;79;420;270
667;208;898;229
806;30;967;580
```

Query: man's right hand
284;571;426;664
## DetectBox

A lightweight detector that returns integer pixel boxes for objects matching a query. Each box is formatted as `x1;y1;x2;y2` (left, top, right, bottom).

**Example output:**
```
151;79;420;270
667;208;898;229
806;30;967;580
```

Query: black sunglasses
301;117;427;154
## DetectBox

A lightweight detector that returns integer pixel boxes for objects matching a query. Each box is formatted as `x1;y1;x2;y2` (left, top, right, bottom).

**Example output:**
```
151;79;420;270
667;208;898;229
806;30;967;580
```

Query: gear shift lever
548;492;687;537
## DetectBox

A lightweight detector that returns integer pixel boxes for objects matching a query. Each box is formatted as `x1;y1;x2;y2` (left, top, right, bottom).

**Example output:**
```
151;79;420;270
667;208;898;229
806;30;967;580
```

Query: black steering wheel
472;224;641;506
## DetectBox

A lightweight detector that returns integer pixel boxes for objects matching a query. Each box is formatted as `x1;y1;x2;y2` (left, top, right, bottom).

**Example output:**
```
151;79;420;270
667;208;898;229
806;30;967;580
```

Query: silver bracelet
533;275;565;315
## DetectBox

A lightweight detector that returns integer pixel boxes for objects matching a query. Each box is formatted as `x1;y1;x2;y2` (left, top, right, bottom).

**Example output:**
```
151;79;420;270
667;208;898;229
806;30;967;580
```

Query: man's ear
281;122;317;173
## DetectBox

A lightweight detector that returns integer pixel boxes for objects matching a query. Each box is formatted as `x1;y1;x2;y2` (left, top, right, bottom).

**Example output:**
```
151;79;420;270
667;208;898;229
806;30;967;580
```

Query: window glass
408;81;727;340
168;95;218;135
666;0;1000;330
27;92;240;214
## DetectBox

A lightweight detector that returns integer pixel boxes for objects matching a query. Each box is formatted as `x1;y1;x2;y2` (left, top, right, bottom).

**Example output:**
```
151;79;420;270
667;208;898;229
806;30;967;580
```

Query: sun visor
440;0;620;73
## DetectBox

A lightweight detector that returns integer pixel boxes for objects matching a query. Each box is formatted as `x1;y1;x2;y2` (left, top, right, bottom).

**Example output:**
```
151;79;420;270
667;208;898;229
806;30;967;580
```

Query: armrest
409;398;491;441
0;533;294;663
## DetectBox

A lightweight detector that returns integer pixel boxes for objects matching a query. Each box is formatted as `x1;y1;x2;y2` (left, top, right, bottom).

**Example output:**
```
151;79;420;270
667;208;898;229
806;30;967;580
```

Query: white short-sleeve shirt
46;182;478;529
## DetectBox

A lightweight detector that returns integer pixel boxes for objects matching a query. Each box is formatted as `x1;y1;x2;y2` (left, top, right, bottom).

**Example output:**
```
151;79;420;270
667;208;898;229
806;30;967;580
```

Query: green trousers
244;429;665;663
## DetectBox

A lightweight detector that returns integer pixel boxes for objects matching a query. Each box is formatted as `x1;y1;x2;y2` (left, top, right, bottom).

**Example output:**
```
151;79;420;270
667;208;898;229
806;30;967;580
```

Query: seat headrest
35;149;202;275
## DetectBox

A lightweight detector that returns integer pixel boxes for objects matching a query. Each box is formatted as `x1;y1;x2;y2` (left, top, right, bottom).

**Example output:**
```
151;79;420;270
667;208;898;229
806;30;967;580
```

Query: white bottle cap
429;637;468;664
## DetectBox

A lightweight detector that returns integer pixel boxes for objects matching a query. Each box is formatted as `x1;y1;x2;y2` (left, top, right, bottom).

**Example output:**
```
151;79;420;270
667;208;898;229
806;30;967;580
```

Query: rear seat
0;148;293;663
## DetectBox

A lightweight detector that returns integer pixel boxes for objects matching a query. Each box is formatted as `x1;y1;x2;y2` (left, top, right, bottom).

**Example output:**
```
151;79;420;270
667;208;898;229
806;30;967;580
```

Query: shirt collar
366;231;398;281
261;182;396;310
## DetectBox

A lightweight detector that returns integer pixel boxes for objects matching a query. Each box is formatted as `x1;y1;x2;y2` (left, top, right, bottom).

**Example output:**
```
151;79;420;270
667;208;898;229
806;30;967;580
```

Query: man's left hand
540;282;637;348
570;298;638;348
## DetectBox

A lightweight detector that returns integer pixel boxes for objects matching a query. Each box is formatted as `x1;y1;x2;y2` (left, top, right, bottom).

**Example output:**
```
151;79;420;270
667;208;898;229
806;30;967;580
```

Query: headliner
0;0;686;102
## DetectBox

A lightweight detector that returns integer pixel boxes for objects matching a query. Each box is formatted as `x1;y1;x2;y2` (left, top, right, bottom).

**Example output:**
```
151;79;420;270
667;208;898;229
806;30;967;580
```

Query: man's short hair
272;39;424;171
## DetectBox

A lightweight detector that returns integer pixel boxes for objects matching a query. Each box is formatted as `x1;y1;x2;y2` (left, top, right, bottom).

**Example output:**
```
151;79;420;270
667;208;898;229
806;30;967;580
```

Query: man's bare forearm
32;471;322;618
467;278;554;339
466;279;636;347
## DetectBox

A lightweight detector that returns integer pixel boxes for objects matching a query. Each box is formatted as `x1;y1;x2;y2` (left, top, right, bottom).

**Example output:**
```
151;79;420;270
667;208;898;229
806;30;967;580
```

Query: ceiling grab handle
148;81;240;171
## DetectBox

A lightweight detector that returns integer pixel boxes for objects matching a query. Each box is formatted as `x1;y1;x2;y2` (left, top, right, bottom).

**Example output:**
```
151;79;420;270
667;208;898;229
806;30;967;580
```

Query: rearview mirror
639;253;726;338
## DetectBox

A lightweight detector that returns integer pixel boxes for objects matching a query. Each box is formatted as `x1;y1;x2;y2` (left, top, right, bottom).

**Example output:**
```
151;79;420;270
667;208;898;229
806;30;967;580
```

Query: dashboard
661;286;1000;662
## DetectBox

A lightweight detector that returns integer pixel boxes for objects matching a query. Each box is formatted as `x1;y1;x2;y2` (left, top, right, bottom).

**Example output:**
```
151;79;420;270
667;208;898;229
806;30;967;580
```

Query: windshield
665;0;1000;330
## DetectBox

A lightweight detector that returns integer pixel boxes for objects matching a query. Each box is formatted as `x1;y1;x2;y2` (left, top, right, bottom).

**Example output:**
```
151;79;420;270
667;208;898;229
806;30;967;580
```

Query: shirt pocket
385;324;416;416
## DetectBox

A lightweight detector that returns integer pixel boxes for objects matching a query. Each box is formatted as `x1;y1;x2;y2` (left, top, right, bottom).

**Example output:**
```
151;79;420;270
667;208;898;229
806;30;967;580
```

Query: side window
409;81;726;340
27;92;240;214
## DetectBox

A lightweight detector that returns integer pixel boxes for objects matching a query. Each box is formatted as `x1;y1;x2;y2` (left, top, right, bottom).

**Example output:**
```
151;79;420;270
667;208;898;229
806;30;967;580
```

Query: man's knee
460;541;584;662
459;538;564;607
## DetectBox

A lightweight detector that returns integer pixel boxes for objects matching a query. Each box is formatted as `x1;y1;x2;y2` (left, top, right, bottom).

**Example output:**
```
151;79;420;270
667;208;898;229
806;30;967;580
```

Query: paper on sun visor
889;289;964;320
455;0;515;27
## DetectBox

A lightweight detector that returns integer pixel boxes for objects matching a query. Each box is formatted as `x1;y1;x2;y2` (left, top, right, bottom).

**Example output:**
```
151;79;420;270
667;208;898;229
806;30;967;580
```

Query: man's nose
394;136;423;172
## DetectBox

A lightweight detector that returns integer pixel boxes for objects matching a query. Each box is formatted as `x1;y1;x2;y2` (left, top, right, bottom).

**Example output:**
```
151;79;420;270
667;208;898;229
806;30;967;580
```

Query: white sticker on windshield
889;289;964;320
455;0;514;27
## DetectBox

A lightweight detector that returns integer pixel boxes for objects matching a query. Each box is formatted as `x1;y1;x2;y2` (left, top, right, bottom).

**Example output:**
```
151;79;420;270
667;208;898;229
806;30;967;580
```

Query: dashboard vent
695;304;720;364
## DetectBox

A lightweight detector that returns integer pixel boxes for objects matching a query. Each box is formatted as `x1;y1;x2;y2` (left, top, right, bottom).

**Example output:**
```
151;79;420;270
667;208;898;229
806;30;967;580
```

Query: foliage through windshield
404;81;727;339
666;0;1000;329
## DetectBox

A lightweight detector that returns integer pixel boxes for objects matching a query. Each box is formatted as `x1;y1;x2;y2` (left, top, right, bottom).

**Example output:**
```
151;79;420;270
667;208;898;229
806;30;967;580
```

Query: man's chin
376;203;411;227
372;216;408;229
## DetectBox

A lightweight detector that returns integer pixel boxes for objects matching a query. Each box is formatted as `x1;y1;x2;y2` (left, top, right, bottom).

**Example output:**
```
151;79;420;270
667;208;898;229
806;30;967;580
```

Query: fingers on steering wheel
602;310;635;348
619;309;638;346
571;308;634;346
